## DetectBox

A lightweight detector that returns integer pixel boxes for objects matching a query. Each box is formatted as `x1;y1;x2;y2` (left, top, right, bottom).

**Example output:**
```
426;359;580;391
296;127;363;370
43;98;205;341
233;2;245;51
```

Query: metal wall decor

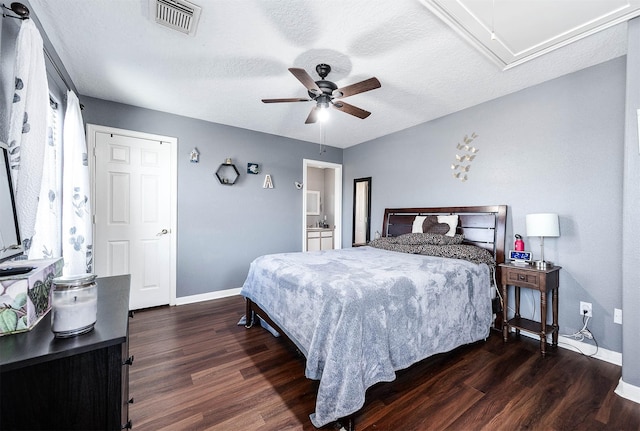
450;132;479;182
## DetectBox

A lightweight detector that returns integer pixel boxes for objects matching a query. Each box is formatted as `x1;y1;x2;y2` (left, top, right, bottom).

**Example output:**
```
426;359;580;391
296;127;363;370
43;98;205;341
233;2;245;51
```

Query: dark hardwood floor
128;296;640;431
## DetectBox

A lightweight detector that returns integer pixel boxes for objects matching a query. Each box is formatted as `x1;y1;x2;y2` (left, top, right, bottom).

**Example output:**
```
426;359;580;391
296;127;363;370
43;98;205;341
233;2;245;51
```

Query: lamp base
534;260;553;269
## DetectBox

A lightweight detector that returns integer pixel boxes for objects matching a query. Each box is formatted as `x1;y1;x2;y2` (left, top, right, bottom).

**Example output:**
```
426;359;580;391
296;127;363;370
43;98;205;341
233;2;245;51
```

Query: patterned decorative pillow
418;244;496;266
422;216;451;235
436;215;459;237
392;232;465;246
411;216;426;233
368;237;494;267
411;215;458;236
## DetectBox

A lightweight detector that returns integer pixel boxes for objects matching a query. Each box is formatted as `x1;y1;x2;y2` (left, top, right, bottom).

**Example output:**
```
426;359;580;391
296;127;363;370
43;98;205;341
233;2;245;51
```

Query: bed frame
244;205;508;430
382;205;507;263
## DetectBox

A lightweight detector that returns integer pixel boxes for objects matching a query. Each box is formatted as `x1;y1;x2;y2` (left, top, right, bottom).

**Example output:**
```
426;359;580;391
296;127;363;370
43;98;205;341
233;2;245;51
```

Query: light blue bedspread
240;246;492;427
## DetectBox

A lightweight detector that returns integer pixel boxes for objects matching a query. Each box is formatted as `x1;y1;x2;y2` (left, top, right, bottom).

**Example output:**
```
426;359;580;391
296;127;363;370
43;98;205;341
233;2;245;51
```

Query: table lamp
526;213;560;269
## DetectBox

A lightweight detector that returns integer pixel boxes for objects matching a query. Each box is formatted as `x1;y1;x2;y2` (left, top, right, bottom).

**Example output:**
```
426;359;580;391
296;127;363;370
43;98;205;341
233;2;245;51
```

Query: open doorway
302;159;342;251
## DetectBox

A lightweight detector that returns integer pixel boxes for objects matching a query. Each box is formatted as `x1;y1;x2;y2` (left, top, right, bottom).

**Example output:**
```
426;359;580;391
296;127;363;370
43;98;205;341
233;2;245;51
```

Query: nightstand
499;262;561;357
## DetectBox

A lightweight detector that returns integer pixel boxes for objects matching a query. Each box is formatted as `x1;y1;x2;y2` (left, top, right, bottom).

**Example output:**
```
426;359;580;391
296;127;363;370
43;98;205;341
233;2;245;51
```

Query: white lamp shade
526;213;560;237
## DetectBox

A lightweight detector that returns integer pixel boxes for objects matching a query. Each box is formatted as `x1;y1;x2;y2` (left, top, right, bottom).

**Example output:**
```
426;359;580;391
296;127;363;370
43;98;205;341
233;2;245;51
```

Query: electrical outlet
614;308;622;324
580;301;592;317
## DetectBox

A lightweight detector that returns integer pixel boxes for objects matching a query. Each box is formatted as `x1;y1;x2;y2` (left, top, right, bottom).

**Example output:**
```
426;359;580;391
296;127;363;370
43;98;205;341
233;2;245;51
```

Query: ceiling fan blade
331;100;371;119
262;98;310;103
334;77;381;98
305;106;320;124
289;68;322;95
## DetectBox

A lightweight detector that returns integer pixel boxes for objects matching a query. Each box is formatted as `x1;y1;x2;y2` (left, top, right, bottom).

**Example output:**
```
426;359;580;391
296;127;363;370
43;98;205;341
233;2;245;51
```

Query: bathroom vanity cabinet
307;228;334;251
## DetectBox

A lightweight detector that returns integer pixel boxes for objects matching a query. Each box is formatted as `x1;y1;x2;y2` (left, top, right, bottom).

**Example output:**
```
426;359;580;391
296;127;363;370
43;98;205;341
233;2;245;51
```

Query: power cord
530;289;536;321
579;312;593;340
563;311;593;341
559;311;599;357
492;269;516;316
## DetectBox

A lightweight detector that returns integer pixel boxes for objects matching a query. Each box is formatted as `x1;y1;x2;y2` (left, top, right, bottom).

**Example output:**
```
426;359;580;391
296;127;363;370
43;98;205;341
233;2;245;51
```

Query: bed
241;205;507;429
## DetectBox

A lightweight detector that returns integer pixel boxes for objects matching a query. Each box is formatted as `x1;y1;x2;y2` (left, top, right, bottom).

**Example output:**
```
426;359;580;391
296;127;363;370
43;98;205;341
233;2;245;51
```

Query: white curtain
61;91;92;275
7;19;49;250
6;20;92;275
28;99;62;260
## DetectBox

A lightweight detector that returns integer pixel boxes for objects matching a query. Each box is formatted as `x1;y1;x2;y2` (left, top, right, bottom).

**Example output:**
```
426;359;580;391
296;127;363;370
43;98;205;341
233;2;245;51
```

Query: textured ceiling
27;0;630;149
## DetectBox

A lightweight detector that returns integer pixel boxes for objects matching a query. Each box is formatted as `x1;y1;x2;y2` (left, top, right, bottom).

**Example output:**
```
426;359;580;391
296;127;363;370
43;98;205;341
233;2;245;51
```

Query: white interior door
90;126;176;310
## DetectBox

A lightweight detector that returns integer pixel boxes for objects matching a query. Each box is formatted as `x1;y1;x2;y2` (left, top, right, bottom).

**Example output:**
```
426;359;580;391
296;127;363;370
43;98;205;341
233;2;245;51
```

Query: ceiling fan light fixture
317;102;330;122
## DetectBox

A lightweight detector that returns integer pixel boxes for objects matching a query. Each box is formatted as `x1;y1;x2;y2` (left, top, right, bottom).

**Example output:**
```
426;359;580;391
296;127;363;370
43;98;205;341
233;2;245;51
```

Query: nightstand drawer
506;270;539;288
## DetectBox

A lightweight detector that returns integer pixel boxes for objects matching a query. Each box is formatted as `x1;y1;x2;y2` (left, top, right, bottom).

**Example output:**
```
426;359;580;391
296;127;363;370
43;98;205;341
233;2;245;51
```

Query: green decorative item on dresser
0;258;63;335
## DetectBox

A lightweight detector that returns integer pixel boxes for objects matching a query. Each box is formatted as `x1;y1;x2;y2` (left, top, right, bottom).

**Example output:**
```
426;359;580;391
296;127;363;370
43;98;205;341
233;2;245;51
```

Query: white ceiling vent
150;0;201;36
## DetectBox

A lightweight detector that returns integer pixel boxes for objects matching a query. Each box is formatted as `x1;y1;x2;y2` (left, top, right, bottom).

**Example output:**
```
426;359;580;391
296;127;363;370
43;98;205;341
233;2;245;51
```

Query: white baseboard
508;328;622;366
615;378;640;404
556;335;621;365
175;287;241;305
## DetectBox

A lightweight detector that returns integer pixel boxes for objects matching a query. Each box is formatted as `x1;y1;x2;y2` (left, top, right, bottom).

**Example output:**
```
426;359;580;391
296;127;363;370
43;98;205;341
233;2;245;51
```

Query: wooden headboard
381;205;508;266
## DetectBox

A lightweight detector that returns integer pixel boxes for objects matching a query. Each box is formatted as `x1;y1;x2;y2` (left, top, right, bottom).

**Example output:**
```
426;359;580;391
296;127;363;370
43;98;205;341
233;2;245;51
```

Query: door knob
157;229;169;236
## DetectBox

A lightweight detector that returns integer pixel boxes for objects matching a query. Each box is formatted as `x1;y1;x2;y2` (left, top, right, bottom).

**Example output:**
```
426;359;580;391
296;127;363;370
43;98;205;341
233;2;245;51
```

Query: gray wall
622;19;640;388
343;57;626;353
80;97;342;296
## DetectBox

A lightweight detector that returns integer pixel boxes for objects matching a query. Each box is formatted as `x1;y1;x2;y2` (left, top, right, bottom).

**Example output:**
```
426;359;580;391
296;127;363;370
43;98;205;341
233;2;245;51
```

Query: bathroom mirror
306;190;320;215
352;177;371;246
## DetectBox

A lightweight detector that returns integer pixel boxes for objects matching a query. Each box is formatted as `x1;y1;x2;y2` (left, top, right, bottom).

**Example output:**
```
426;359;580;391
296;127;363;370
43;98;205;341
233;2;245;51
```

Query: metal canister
51;274;98;338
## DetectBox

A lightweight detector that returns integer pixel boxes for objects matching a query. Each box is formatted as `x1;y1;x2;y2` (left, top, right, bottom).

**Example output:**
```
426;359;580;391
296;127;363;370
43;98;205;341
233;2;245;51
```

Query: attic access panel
421;0;640;69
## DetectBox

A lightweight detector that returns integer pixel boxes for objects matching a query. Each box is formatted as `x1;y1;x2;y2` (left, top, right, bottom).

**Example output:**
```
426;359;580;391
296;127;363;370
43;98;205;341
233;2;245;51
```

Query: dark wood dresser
0;274;133;430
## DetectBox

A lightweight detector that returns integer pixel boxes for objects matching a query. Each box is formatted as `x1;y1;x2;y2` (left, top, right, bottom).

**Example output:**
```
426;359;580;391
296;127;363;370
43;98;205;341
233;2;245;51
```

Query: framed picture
247;163;259;174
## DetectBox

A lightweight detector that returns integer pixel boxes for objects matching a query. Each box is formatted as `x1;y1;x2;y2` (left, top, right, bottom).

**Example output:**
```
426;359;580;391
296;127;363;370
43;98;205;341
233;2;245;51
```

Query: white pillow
412;216;426;233
437;215;458;237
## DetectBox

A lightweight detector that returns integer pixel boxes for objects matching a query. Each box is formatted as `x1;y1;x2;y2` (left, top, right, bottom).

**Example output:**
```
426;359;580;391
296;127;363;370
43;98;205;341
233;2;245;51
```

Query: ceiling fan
262;64;381;124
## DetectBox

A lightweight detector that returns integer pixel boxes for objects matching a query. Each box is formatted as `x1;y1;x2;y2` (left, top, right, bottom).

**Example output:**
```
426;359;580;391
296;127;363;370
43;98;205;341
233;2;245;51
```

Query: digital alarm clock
509;250;532;264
